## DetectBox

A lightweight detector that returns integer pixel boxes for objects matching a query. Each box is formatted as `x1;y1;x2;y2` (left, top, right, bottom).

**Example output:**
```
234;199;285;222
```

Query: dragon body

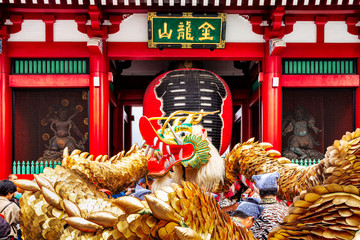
16;111;360;239
18;165;252;240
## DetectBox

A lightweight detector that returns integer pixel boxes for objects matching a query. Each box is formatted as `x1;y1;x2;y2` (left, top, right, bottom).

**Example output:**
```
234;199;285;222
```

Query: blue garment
252;172;280;190
133;185;152;200
236;201;264;220
112;191;126;199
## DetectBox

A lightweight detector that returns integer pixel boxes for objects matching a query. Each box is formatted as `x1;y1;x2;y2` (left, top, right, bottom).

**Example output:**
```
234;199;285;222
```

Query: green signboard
148;12;226;49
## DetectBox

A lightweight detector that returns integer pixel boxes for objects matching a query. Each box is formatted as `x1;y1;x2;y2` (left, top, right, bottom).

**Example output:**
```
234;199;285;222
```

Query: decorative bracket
315;16;328;43
42;15;56;42
88;6;102;31
250;7;295;41
0;15;23;40
108;15;130;35
270;6;285;31
75;6;131;39
250;16;264;35
346;17;360;39
8;15;23;35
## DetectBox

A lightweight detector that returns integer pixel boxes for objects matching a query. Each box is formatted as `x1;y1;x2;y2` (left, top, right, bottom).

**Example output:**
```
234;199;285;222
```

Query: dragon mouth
139;116;195;177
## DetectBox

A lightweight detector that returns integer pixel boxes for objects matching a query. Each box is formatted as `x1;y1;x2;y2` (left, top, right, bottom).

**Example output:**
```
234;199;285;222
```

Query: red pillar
0;31;12;179
262;41;282;151
88;39;109;156
356;58;360;129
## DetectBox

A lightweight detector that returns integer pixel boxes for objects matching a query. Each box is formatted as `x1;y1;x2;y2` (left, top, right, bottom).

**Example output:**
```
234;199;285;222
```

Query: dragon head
139;110;218;177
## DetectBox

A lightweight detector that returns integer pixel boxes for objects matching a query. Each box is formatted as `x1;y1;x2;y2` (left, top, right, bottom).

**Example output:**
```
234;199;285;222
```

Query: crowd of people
227;172;289;240
109;171;288;240
2;171;288;240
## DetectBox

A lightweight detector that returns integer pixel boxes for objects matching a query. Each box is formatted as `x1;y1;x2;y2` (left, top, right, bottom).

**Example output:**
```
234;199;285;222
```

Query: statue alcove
13;89;89;164
282;89;354;161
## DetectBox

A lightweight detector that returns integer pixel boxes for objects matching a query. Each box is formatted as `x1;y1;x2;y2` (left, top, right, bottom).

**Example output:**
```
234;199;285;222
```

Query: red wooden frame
8;42;89;58
9;74;89;88
7;42;359;60
283;43;360;58
282;75;360;88
6;41;265;62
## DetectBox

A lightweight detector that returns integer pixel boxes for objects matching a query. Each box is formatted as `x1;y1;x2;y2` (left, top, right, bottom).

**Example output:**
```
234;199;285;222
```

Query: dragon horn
168;123;183;145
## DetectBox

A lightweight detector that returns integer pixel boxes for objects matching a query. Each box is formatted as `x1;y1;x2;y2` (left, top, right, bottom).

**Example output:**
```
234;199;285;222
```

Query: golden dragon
15;111;360;239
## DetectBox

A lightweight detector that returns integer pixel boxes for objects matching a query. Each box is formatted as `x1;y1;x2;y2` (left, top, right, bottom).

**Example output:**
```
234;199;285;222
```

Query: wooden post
262;40;283;151
0;32;12;180
88;38;109;156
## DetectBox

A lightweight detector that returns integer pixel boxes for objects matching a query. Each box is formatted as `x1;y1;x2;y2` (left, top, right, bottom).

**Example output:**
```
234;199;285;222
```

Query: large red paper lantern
143;68;232;155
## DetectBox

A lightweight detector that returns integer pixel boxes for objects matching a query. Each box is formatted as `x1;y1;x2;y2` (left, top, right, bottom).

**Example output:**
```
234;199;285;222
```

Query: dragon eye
177;131;190;138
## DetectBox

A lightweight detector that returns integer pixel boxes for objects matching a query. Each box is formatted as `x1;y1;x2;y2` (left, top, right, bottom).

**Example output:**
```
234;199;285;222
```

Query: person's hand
125;188;134;195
